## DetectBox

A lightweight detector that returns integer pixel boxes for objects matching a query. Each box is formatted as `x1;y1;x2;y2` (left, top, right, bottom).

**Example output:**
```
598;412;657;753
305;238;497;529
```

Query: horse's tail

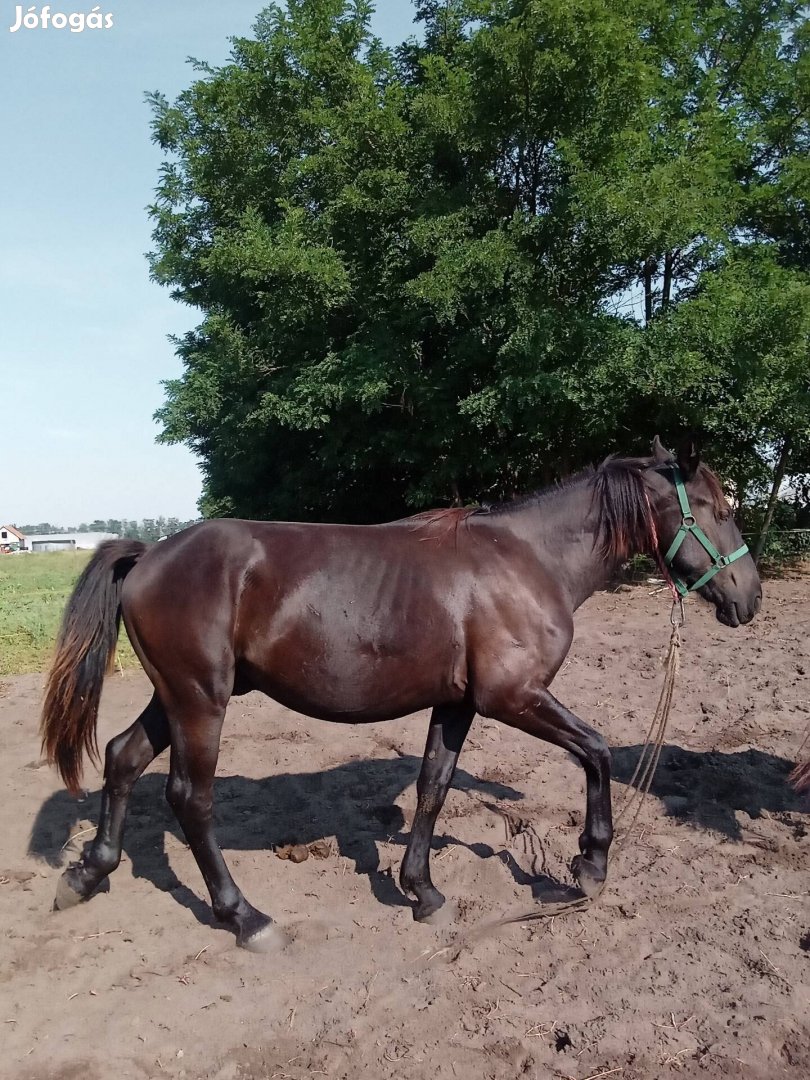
790;757;810;793
41;540;148;794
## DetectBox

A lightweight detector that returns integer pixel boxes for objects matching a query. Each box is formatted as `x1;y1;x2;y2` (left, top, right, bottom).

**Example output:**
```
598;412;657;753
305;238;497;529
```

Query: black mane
476;456;656;561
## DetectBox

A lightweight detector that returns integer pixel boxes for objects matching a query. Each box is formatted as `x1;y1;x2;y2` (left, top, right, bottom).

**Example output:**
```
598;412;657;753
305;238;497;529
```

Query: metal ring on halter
670;598;685;628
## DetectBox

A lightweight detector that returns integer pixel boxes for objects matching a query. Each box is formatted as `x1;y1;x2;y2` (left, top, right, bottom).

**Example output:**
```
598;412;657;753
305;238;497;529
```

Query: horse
40;437;762;950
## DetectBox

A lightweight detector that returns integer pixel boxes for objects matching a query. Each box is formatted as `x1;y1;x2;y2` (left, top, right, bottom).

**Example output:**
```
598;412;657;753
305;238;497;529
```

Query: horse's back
118;514;571;720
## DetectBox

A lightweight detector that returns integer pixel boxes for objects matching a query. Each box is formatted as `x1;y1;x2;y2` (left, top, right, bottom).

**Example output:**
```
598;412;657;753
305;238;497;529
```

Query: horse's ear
676;438;700;480
652;435;672;464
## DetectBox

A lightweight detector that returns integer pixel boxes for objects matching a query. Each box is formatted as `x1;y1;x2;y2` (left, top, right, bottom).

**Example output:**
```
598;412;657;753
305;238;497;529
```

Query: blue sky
0;1;418;526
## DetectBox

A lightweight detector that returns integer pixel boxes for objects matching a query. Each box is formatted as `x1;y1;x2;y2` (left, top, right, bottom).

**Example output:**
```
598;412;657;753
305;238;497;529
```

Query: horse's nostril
754;594;762;614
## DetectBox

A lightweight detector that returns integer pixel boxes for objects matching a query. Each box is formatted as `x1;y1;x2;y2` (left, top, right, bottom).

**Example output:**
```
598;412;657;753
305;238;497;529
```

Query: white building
0;525;28;551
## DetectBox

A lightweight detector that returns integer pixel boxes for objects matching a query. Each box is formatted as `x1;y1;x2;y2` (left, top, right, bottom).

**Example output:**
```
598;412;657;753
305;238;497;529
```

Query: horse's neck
503;482;622;610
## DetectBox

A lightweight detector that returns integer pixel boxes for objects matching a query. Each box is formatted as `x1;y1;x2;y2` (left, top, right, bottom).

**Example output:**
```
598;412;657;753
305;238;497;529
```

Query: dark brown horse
41;439;761;950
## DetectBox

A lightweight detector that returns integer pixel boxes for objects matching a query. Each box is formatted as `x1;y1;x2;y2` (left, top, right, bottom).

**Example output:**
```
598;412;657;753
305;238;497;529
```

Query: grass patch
0;552;139;677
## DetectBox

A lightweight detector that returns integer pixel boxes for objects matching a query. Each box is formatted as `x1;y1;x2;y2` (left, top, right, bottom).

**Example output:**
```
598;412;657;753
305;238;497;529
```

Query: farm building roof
0;525;26;540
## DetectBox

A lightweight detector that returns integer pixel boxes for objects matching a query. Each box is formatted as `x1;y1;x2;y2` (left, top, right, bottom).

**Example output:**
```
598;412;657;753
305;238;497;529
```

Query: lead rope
611;612;681;852
611;502;683;851
432;520;684;953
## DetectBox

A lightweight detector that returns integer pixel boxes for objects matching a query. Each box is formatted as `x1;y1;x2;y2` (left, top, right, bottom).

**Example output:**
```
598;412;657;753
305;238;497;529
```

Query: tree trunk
643;257;656;325
753;438;792;565
662;251;673;309
733;475;747;531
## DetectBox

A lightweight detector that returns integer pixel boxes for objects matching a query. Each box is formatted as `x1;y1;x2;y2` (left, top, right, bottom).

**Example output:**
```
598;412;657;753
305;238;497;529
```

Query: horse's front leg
400;703;474;921
488;687;613;895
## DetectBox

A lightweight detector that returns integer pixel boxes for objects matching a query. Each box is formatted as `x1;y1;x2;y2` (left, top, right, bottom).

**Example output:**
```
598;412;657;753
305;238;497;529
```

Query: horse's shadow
27;756;524;925
28;744;806;926
610;743;807;840
494;742;807;901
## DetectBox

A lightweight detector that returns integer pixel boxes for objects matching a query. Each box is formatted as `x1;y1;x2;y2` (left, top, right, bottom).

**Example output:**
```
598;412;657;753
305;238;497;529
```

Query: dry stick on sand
60;826;96;851
525;1020;556;1038
758;947;782;977
573;1070;624;1080
360;972;378;1012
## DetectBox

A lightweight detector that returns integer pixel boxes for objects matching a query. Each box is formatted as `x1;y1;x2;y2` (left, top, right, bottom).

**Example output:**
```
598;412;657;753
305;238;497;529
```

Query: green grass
0;552;139;677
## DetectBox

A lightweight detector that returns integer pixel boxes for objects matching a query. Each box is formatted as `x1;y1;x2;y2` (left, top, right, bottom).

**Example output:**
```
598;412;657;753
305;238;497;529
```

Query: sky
0;1;418;526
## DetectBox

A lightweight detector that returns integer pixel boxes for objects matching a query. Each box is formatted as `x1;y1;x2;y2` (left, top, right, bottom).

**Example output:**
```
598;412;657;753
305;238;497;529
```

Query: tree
16;518;200;540
628;250;810;536
149;0;809;523
17;523;65;535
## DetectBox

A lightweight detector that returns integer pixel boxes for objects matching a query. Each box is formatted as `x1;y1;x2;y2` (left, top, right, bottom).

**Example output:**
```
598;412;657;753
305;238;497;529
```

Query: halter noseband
661;465;749;597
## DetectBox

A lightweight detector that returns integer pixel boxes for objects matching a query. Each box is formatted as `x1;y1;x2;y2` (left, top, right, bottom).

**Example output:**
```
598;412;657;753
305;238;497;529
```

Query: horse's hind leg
56;693;170;909
400;703;474;922
162;705;284;952
489;687;612;896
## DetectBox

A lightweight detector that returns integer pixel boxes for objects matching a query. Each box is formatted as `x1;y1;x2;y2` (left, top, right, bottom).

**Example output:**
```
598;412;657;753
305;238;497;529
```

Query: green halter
663;465;749;598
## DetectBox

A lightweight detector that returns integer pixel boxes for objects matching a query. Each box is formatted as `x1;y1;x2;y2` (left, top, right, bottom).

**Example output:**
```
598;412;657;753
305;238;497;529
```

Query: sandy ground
1;576;809;1080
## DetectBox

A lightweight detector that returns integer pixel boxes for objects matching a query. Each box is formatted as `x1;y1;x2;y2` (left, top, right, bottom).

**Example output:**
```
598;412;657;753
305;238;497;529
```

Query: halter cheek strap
663;466;749;597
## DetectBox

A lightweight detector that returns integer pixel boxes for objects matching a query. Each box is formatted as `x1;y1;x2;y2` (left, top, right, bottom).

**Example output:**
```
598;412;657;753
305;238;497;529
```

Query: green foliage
594;248;810;501
149;0;810;523
749;526;810;565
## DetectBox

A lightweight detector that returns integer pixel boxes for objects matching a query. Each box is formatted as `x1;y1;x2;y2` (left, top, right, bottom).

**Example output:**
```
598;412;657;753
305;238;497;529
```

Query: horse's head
645;437;762;627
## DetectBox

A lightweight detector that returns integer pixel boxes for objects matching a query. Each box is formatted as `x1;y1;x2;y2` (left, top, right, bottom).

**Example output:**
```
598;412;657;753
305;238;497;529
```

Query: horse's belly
243;661;462;723
240;620;466;722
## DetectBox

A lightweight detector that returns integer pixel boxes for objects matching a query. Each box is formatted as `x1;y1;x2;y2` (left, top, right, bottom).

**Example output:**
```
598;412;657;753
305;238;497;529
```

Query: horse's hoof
54;873;86;911
571;855;605;899
413;887;446;923
237;922;290;953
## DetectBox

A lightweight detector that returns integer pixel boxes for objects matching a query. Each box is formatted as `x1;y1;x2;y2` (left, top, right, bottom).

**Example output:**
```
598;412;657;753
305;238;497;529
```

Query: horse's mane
410;455;729;560
409;506;476;544
697;464;730;517
465;456;655;561
591;457;656;562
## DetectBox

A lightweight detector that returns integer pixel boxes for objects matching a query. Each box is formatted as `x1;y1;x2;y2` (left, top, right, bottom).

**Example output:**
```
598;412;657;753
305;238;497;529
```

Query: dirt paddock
1;576;808;1080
